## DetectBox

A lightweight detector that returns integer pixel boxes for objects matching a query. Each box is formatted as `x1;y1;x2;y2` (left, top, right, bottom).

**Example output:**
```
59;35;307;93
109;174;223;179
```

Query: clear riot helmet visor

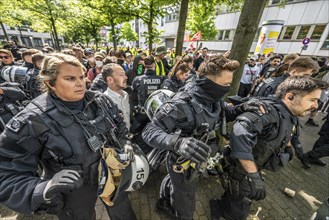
144;89;174;120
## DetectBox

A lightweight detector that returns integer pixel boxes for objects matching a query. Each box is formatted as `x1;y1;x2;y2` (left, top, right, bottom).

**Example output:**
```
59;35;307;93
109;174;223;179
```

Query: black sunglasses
0;55;10;59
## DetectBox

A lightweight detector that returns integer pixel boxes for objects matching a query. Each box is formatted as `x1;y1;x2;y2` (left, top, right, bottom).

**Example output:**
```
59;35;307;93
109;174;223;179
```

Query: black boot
309;156;327;166
303;152;327;168
305;119;319;127
156;198;176;218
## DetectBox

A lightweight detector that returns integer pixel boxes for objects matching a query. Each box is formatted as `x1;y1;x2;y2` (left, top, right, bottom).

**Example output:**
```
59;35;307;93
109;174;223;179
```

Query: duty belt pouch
98;147;129;206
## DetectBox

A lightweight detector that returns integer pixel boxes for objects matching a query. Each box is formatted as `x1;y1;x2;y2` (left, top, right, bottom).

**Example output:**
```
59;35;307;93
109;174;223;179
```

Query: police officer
210;76;328;220
252;57;319;98
24;53;45;100
0;49;16;70
130;56;164;153
0;82;26;132
0;53;136;220
142;55;267;220
160;60;190;93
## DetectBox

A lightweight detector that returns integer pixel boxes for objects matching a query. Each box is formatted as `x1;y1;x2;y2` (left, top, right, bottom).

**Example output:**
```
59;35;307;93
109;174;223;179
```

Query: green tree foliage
10;0;72;50
186;0;218;40
121;0;179;52
62;1;107;48
120;22;138;43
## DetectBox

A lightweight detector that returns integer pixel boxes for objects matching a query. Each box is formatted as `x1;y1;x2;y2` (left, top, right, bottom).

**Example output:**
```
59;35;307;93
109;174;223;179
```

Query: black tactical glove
284;146;294;161
236;98;270;115
246;172;266;201
43;170;83;200
37;194;64;215
173;137;211;164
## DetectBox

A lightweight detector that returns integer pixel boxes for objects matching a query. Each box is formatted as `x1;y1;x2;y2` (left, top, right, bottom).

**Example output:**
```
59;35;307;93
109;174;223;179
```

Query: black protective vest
251;101;298;171
168;87;222;140
31;92;120;185
134;70;163;106
253;74;288;97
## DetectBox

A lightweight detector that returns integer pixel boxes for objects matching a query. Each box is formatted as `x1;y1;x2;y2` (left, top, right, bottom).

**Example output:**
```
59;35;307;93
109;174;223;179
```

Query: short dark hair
288;57;319;73
22;49;41;58
198;55;240;76
144;56;155;67
276;76;329;99
102;63;121;81
271;55;282;61
31;54;45;65
202;47;208;51
182;55;193;63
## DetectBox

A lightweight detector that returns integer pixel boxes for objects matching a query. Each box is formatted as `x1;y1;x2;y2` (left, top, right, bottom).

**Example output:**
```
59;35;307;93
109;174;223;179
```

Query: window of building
321;33;329;49
297;25;311;39
217;30;223;40
45;39;53;47
224;30;230;40
33;38;43;47
21;37;32;47
282;26;295;40
223;30;235;40
312;25;326;40
271;0;281;4
10;36;19;43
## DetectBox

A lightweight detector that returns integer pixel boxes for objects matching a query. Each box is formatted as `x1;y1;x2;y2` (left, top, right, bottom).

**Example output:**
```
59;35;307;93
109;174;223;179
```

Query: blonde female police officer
0;53;136;220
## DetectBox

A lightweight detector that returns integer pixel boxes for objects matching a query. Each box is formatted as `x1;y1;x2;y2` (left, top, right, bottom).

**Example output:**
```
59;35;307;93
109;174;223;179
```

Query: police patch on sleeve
6;118;23;133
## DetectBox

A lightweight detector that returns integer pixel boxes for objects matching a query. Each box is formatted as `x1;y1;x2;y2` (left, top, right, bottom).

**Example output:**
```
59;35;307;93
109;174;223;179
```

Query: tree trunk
110;20;117;51
175;0;189;56
51;18;60;50
227;0;267;97
0;21;9;41
148;0;154;53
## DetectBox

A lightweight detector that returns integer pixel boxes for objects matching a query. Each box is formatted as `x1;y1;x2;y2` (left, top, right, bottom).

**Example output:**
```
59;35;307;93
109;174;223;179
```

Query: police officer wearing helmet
142;55;268;219
0;53;136;220
210;76;329;220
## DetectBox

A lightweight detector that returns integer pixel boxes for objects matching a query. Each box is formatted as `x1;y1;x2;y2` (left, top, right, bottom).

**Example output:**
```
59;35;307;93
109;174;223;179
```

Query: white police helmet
144;89;174;120
98;145;150;206
122;145;150;191
0;66;28;83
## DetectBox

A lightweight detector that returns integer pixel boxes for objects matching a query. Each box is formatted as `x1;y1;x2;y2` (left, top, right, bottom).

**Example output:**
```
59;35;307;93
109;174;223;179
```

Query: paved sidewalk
1;113;328;220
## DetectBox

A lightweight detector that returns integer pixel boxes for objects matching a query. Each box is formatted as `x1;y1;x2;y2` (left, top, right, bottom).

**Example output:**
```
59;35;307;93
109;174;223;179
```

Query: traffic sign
302;38;310;45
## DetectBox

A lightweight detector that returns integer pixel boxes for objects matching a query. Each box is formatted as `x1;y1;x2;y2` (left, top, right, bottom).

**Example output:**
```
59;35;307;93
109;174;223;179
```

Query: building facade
0;24;62;49
136;0;329;57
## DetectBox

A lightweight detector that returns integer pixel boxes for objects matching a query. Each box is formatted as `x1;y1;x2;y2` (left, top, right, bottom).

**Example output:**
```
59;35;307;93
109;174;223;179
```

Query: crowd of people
0;40;328;220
